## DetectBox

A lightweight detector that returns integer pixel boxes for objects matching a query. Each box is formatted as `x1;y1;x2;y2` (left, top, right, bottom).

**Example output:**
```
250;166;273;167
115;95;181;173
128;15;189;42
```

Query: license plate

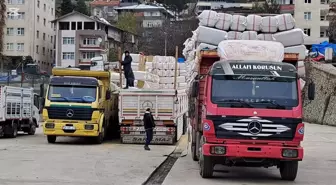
63;126;76;130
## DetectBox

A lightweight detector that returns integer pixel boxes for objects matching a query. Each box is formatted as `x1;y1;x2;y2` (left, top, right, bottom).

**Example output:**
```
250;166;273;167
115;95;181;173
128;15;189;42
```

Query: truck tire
5;122;18;138
280;161;298;181
199;154;213;178
47;136;57;143
28;122;36;135
94;124;105;144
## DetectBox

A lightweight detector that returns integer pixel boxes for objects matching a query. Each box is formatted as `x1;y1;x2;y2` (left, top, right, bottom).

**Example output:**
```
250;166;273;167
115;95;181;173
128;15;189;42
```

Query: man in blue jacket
143;108;155;150
121;51;135;89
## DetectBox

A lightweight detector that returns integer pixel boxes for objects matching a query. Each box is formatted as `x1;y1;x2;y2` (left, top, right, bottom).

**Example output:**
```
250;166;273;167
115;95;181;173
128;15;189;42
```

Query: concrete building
294;0;330;45
4;0;56;72
51;11;137;67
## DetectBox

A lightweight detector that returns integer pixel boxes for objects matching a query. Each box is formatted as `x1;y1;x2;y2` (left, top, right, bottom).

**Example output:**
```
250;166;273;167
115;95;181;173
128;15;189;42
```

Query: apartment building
5;0;56;72
52;11;137;67
294;0;330;45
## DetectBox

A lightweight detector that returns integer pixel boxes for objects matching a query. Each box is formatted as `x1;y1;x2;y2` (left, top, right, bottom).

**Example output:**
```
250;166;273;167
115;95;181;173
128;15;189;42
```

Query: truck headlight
282;149;298;158
210;146;226;155
45;123;55;129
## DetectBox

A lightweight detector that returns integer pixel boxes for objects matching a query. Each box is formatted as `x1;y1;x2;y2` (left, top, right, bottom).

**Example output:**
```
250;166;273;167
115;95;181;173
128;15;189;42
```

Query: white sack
160;76;186;84
230;15;247;31
218;40;284;62
215;13;232;30
178;63;187;70
273;28;305;47
179;70;187;76
133;71;160;83
300;78;306;90
276;14;295;31
260;16;278;33
197;43;217;52
284;45;307;60
179;83;188;89
197;10;218;27
241;31;258;40
298;61;306;77
257;34;275;41
228;31;242;40
246;15;262;31
198;26;228;45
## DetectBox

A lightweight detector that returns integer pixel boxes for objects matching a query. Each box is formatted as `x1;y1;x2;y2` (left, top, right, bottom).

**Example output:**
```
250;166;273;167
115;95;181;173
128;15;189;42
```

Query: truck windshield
211;75;298;108
48;85;97;103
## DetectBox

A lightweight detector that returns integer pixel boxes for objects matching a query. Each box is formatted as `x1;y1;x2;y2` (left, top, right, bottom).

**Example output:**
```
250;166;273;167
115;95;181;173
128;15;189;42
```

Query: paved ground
0;128;176;185
164;123;336;185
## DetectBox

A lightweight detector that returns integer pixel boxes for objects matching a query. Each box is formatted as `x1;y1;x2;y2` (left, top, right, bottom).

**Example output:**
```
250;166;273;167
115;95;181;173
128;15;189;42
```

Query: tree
60;0;74;16
328;2;336;42
75;0;90;16
116;12;137;34
252;0;280;14
155;0;191;12
0;1;5;70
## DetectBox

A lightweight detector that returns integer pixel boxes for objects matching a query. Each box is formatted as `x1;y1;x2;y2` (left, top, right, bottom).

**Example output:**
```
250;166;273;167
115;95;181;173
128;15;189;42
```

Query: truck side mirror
40;97;45;113
308;82;315;100
40;84;44;97
106;90;111;100
191;81;199;98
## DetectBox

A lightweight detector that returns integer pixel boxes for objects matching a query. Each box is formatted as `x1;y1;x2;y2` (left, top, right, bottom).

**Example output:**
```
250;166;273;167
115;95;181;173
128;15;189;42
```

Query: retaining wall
303;62;336;126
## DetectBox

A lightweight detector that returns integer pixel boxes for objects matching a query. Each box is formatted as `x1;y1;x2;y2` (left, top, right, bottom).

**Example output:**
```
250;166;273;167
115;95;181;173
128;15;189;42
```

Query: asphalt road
0;128;176;185
164;123;336;185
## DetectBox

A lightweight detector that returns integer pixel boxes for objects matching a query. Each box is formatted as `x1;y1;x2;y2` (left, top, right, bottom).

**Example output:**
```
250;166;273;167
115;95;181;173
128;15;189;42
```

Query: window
18;12;25;19
42;47;45;55
63;37;74;44
37;0;40;8
321;16;325;21
36;45;39;53
304;28;311;36
321;0;329;4
147;22;154;27
7;12;15;19
7;0;13;4
62;52;75;60
83;38;96;45
320;32;325;37
304;12;312;20
36;30;39;38
43;4;46;11
43;18;46;26
305;0;311;3
6;28;14;35
37;15;39;22
6;43;14;50
17;43;24;51
17;28;24;35
51;8;54;15
17;0;25;4
51;36;53;43
43;33;45;40
82;52;96;59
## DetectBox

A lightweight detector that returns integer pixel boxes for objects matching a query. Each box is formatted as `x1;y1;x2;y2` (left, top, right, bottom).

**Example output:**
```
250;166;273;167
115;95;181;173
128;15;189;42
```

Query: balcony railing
79;44;105;50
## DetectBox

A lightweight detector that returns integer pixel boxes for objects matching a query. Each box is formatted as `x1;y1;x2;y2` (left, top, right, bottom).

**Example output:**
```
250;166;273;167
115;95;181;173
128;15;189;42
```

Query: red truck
189;50;316;180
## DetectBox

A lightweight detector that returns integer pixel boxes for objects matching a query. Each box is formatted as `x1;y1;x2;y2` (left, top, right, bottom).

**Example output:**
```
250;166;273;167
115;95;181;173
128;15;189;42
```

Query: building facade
4;0;56;72
52;11;137;67
294;0;329;45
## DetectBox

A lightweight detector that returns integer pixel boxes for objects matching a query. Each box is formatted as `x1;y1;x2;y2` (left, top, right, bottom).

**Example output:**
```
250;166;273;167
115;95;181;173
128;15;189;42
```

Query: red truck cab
189;51;316;180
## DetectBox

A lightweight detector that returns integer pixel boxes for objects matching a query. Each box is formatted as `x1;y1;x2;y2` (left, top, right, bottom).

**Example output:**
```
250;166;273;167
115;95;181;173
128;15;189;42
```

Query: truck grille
47;107;94;120
207;115;301;141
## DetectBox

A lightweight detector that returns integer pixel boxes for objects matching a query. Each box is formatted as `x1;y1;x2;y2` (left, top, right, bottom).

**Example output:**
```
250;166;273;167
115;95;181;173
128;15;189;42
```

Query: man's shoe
123;87;128;89
144;146;150;151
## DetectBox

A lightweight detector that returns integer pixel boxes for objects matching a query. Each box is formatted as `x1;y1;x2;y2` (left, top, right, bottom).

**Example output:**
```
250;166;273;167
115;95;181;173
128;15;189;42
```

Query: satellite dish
97;37;103;43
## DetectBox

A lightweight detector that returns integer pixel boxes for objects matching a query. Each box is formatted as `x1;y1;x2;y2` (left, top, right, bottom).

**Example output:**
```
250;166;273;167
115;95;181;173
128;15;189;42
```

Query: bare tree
0;1;6;71
252;0;280;14
328;2;336;42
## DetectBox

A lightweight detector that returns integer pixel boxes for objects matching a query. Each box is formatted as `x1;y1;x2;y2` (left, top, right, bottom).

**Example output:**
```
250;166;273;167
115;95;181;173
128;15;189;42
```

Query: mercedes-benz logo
247;121;262;135
66;109;74;118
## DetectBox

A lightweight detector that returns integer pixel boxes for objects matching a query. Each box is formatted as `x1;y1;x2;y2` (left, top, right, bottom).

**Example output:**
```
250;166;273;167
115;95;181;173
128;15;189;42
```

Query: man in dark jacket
143;108;155;150
121;51;135;89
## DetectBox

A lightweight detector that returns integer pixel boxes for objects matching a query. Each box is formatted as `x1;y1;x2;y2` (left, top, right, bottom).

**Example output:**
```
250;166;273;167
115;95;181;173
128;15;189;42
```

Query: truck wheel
199;154;213;178
47;136;57;143
28;123;36;135
280;161;298;181
94;124;105;144
5;122;18;138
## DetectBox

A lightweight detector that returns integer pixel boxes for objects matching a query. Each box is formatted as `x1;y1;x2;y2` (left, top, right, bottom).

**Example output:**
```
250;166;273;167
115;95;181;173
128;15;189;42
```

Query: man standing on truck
143;108;155;150
121;51;135;89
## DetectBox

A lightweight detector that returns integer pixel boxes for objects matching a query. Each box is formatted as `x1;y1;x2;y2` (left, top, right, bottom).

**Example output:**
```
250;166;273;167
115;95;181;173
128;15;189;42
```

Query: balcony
280;4;294;14
78;44;105;51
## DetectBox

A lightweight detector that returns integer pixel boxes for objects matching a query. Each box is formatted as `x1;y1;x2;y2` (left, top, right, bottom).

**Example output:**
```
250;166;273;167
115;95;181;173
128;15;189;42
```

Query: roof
90;0;120;6
115;4;166;10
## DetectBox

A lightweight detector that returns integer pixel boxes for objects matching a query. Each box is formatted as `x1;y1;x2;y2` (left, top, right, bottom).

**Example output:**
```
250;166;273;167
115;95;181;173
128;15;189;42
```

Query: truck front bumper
202;143;303;160
43;122;99;137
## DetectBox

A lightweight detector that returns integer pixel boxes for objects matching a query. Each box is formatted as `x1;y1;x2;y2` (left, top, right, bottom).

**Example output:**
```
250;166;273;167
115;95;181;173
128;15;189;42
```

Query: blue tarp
311;41;336;56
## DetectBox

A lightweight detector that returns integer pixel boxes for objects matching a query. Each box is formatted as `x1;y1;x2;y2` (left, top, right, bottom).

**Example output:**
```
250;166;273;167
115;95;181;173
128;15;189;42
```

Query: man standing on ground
143;108;155;150
121;51;135;89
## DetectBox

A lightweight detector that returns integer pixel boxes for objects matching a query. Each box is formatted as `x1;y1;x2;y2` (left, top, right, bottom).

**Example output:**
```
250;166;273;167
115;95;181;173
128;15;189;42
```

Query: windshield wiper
258;100;286;109
218;99;254;108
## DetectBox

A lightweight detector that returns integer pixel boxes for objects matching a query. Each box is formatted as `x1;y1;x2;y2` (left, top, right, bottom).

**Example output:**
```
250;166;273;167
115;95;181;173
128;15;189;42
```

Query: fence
0;71;50;95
